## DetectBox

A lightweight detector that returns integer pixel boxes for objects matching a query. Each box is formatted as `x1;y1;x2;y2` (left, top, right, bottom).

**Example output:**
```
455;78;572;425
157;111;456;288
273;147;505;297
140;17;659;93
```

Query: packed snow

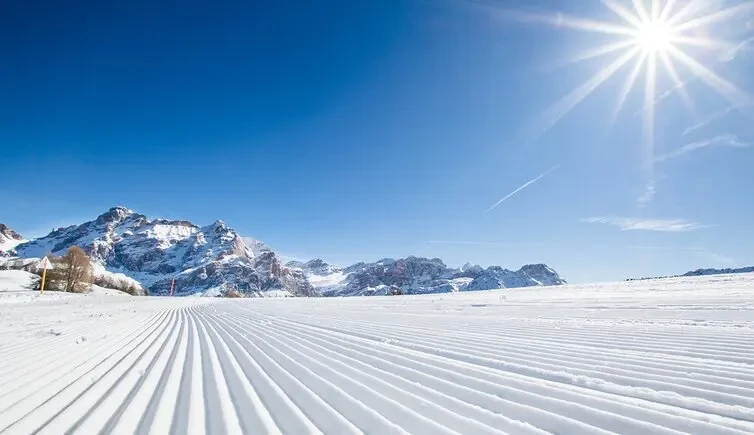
1;273;753;434
0;270;40;292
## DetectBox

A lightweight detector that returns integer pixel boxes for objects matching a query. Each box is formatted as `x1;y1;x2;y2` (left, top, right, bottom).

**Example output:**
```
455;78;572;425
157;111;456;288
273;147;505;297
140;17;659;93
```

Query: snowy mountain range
10;207;314;297
287;256;566;296
3;206;566;296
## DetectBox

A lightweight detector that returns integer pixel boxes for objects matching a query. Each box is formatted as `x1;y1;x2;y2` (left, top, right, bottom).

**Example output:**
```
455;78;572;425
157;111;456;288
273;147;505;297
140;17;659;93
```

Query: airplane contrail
486;164;560;213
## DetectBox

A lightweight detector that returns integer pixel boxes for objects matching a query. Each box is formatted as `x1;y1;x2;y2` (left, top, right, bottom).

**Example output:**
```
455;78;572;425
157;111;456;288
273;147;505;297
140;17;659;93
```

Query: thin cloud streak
486;165;560;213
655;134;750;162
581;216;716;232
682;105;740;136
721;36;754;61
637;181;656;208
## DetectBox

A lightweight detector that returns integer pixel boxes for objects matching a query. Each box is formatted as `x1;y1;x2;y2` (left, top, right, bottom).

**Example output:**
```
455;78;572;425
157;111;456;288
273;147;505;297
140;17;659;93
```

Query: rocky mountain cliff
8;206;565;297
14;207;314;297
288;256;566;296
0;224;25;255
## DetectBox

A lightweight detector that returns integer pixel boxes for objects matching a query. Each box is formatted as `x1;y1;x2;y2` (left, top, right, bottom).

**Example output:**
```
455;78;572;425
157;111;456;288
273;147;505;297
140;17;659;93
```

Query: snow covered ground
1;274;753;434
0;270;40;292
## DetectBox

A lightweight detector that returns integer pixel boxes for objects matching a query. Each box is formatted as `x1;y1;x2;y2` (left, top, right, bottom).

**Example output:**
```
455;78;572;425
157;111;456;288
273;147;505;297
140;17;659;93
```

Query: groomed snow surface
1;274;753;434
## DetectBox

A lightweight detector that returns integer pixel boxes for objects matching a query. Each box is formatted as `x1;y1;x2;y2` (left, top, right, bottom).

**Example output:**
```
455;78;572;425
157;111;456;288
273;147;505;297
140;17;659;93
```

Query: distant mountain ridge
626;266;754;281
683;266;754;277
8;206;566;297
287;256;566;296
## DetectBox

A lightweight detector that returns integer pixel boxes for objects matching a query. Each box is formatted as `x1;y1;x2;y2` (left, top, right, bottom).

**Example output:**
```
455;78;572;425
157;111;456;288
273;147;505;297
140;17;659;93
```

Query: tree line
14;246;146;295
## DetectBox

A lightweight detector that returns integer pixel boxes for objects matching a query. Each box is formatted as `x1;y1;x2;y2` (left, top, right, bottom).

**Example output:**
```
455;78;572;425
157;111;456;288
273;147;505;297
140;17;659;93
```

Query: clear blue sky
2;0;753;282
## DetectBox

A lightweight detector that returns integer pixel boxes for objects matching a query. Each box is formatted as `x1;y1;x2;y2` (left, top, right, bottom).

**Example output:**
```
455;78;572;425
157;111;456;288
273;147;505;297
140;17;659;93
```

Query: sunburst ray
659;0;678;21
613;51;649;123
510;0;749;205
668;45;752;107
512;11;635;35
659;50;694;110
665;0;713;27
674;2;754;32
632;0;652;23
527;47;641;139
565;39;638;65
602;0;644;27
641;52;658;206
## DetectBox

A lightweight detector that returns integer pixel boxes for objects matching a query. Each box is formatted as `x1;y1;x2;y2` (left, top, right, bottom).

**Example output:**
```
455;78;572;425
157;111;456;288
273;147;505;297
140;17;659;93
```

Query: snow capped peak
95;206;135;225
0;224;23;241
8;208;565;298
518;263;566;286
303;259;342;276
13;209;312;297
0;224;26;253
305;255;566;296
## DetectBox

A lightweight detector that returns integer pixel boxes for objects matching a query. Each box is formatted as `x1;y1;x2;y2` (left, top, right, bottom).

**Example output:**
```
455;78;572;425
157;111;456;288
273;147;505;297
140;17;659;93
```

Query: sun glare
518;0;753;205
635;20;675;53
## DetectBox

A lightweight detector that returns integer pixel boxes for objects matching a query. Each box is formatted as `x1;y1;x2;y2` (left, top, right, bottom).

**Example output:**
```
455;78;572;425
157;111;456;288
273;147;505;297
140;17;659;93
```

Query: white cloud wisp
655;134;750;162
581;216;714;232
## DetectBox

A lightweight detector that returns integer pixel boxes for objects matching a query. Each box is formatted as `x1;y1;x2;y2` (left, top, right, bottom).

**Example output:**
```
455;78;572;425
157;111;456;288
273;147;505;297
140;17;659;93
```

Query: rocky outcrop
293;256;566;296
0;224;25;255
15;207;312;297
466;264;565;290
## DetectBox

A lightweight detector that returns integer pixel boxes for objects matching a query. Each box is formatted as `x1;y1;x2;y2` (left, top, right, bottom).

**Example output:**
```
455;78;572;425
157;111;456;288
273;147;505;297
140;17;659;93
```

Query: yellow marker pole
40;265;48;294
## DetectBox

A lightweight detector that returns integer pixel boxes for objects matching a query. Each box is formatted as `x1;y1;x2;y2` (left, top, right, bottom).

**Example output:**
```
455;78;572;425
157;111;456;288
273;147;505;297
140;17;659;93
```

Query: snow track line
282;314;754;407
199;310;362;434
211;310;509;435
57;308;181;434
232;308;754;434
266;311;754;390
0;310;166;415
136;304;189;434
196;310;323;434
194;306;244;434
212;317;409;434
255;311;754;422
1;275;753;434
0;310;174;433
269;310;754;368
0;310;162;388
196;308;281;434
217;315;459;435
302;311;754;369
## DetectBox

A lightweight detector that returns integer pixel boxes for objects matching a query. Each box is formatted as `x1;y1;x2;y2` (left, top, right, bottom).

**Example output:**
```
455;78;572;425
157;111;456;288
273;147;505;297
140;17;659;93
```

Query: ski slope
1;274;753;434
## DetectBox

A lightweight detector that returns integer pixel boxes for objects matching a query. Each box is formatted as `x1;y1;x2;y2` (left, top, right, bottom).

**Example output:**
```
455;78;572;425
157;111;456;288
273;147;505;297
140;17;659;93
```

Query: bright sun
635;20;675;53
518;0;752;206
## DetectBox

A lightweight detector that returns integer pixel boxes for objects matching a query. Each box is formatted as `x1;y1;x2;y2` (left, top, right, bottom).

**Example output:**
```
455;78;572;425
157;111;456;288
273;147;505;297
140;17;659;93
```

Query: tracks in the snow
1;279;753;434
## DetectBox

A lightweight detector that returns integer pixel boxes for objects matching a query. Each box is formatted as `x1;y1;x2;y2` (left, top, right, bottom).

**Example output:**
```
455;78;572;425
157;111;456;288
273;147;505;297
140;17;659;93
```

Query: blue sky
2;0;753;282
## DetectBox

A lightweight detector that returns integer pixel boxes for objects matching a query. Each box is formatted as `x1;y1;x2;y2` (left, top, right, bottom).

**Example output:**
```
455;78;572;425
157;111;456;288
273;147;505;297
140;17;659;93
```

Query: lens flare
635;20;675;53
516;0;753;205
